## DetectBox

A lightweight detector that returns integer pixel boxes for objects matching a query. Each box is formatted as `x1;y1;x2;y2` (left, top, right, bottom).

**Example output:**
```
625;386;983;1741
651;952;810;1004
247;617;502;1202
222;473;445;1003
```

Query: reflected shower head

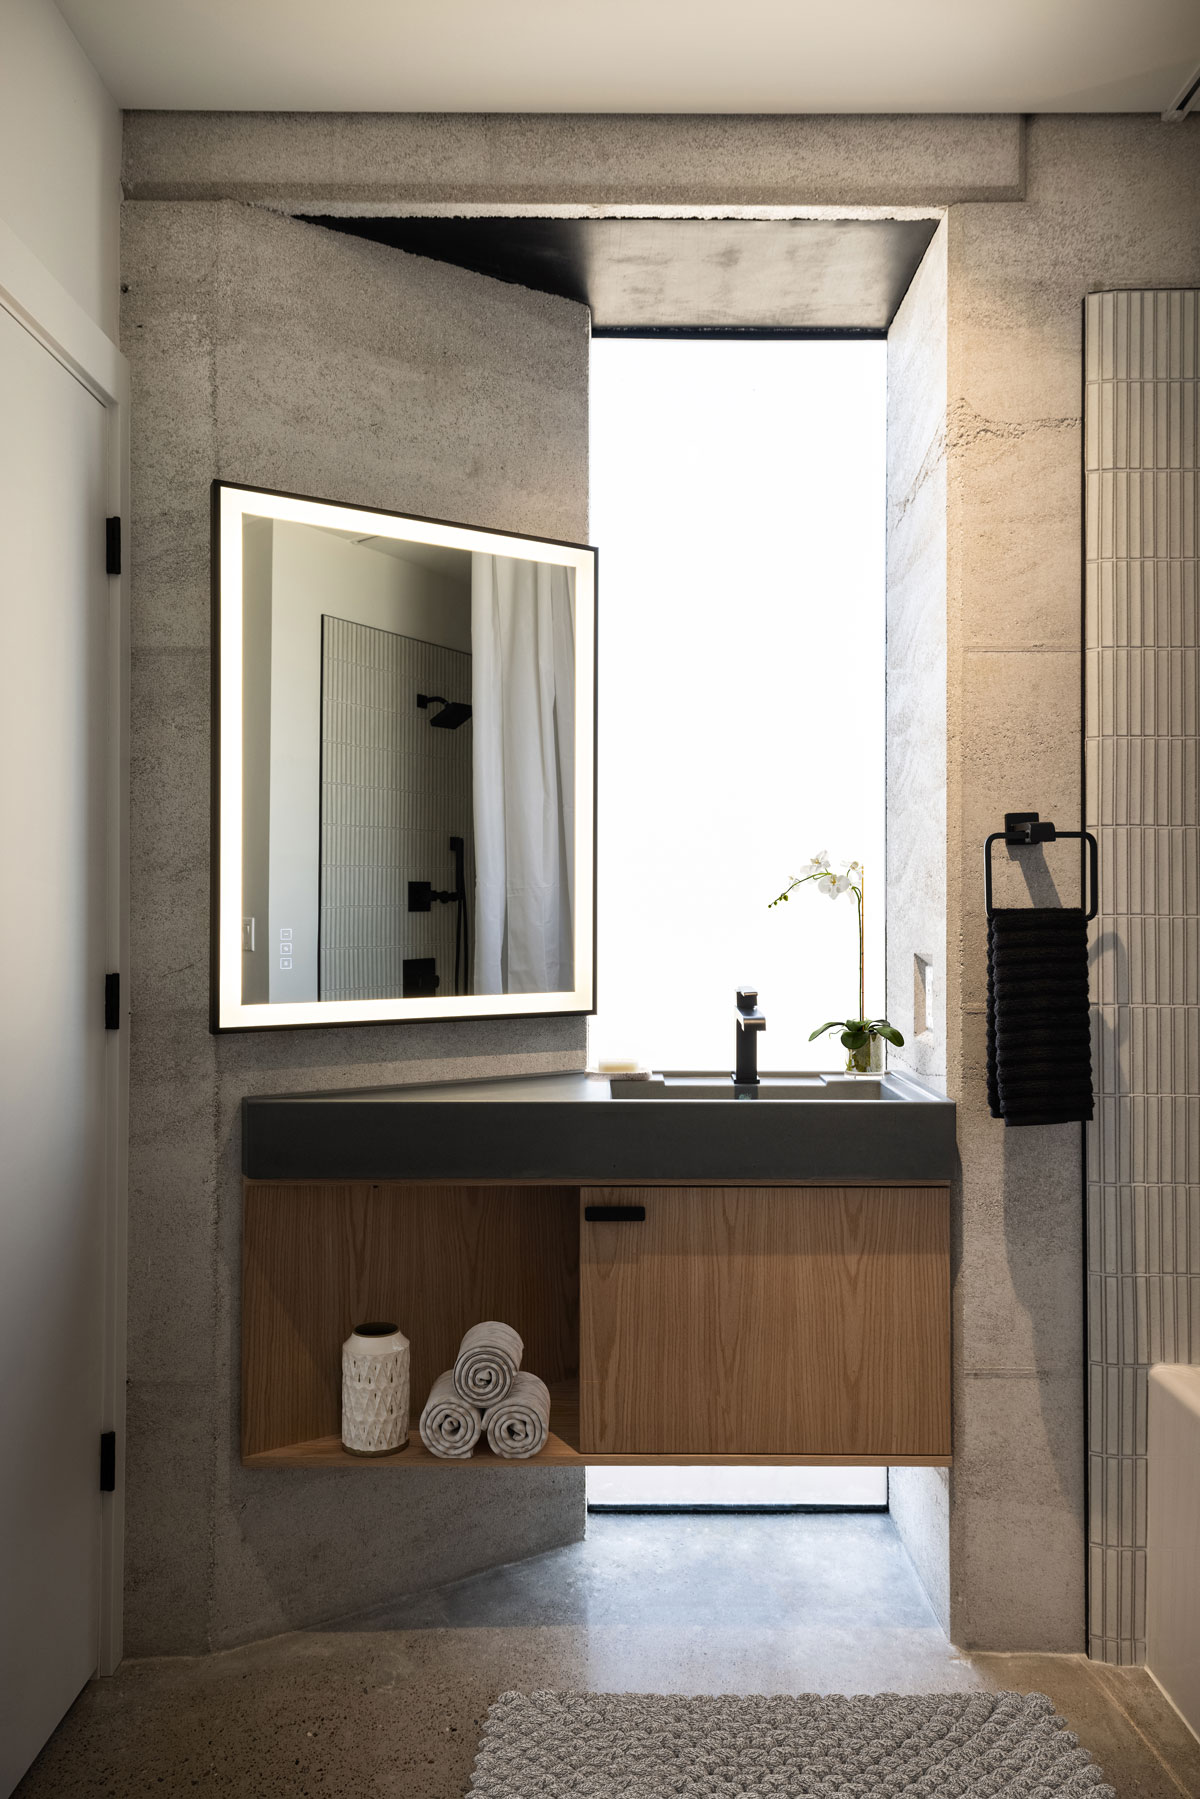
416;693;473;730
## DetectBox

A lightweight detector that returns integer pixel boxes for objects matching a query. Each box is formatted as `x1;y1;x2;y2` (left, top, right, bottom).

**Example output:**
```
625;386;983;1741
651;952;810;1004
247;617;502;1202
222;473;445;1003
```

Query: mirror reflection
218;486;594;1028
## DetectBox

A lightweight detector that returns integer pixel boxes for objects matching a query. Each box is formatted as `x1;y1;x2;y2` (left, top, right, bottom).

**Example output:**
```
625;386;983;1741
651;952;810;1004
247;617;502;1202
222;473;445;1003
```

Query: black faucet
734;988;766;1085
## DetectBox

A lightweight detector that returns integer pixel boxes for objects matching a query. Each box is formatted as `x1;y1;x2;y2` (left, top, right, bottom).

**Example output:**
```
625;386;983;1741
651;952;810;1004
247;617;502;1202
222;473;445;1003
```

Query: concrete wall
941;117;1200;1651
886;224;948;1087
0;0;120;338
122;112;1023;210
121;201;591;1653
890;1465;951;1632
884;222;951;1632
884;119;1199;1654
123;111;1200;1655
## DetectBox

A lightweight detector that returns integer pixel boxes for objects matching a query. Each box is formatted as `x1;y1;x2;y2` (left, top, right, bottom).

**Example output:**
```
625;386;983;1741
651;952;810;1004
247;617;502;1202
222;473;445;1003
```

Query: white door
0;305;110;1795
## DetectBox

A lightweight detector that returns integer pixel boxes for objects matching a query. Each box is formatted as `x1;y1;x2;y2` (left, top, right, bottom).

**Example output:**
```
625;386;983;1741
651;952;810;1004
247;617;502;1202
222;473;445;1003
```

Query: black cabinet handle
584;1204;646;1222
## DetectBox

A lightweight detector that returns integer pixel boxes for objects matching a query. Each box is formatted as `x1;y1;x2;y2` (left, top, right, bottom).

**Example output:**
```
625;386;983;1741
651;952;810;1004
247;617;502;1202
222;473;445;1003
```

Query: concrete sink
242;1069;955;1185
611;1072;894;1100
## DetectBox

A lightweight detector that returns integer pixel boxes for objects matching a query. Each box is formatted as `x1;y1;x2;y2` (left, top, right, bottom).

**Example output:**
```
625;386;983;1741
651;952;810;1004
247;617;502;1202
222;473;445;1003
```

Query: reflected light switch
242;917;255;953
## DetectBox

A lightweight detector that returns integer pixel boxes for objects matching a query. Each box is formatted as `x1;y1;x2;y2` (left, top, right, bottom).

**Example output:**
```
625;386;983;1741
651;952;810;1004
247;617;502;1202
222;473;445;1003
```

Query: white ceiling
57;0;1200;115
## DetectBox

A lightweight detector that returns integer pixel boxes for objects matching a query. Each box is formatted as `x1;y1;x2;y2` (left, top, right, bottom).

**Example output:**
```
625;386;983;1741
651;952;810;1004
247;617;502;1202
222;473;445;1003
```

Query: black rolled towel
986;907;1094;1126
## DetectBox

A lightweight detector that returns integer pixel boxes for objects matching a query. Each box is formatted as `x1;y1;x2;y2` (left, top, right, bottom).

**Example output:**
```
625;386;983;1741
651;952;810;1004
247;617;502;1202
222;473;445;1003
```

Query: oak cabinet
579;1185;950;1459
241;1179;951;1468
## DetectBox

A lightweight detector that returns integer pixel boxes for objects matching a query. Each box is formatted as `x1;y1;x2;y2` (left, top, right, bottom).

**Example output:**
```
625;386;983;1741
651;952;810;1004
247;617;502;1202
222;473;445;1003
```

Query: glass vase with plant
769;852;904;1073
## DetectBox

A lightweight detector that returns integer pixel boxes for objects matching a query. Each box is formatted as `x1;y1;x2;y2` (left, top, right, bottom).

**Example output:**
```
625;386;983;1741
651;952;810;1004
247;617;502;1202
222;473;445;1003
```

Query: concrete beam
122;112;1025;211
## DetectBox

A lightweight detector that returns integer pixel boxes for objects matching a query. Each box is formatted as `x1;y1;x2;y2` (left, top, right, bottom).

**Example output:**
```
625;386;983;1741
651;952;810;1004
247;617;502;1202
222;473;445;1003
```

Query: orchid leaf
807;1022;844;1041
874;1022;905;1047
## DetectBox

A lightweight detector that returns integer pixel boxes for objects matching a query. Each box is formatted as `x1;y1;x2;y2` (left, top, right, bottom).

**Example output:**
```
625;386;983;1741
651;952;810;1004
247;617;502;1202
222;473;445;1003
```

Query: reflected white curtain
472;555;575;994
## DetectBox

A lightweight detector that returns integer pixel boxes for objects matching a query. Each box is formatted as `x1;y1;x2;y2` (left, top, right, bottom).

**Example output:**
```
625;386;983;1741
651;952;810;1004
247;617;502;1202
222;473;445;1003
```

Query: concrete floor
17;1514;1200;1797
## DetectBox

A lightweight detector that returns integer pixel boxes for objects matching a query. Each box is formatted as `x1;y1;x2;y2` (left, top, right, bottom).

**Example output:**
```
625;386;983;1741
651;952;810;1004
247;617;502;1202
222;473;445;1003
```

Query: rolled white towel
419;1370;482;1459
482;1371;552;1460
453;1320;523;1407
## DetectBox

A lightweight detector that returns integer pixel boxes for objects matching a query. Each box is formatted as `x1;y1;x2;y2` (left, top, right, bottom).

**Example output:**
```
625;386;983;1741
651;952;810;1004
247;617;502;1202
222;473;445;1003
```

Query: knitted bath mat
467;1691;1115;1796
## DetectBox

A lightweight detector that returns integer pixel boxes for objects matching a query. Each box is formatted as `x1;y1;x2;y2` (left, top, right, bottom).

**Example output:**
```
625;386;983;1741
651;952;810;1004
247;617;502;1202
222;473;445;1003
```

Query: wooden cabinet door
579;1186;950;1458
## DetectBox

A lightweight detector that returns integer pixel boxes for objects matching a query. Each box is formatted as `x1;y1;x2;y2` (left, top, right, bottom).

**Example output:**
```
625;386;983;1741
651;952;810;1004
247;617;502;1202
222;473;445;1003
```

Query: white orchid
792;851;831;881
769;854;905;1071
787;852;854;900
772;854;856;907
821;869;853;899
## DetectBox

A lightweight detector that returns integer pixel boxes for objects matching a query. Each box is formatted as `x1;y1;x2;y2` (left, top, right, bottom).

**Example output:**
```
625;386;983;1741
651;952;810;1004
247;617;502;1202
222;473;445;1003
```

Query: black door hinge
105;517;121;576
100;1431;116;1493
104;972;120;1030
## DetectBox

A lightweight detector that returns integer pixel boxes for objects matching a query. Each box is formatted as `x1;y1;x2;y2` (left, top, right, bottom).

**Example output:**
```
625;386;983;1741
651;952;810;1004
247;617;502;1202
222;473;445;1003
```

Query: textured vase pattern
341;1327;410;1455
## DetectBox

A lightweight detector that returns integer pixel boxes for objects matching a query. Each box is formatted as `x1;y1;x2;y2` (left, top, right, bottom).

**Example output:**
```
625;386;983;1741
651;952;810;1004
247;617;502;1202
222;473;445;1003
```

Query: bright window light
590;338;886;1074
586;1462;888;1508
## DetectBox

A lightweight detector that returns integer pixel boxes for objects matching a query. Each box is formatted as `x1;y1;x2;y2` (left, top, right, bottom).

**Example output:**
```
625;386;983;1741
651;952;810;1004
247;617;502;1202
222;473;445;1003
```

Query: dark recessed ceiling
300;216;939;333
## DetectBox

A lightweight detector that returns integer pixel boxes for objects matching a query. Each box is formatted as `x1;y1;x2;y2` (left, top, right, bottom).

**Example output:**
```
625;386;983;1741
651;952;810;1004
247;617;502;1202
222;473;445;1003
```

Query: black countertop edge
242;1095;957;1184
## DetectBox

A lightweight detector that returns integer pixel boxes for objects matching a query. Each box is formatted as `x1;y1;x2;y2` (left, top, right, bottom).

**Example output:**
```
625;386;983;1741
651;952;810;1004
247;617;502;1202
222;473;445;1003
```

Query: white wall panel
0;0;120;338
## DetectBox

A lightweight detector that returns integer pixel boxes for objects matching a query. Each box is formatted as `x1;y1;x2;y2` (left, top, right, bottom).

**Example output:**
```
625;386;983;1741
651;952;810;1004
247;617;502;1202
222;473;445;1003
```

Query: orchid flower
769;854;905;1070
792;851;831;881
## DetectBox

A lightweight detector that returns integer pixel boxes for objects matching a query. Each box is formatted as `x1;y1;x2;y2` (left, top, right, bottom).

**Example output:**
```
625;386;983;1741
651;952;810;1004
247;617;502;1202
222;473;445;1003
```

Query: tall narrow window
590;339;886;1075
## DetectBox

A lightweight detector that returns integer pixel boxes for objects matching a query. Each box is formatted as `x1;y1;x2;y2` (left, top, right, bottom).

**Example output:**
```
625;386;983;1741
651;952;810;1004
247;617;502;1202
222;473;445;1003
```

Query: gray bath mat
467;1691;1115;1796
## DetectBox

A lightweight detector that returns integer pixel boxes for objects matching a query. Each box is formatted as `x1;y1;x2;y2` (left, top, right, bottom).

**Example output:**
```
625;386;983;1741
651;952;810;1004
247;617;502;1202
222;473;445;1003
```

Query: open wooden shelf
244;1380;583;1469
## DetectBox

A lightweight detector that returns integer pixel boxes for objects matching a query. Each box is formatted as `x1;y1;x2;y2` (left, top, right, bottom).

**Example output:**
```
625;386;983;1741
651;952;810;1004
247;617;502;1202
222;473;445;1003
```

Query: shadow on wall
1006;842;1071;910
998;1126;1086;1509
1089;927;1126;1113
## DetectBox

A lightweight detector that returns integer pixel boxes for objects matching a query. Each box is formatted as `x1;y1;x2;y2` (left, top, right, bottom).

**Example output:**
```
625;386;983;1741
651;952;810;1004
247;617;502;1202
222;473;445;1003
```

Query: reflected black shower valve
407;838;469;994
408;881;458;912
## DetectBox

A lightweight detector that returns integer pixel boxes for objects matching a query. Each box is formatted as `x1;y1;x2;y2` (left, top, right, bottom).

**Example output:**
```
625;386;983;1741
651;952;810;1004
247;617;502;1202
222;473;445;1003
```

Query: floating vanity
221;494;953;1475
241;1070;955;1472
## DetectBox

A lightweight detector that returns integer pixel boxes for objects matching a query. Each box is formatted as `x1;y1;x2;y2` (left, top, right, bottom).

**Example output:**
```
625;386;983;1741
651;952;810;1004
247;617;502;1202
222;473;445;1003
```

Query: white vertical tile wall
319;617;474;1001
1085;289;1200;1664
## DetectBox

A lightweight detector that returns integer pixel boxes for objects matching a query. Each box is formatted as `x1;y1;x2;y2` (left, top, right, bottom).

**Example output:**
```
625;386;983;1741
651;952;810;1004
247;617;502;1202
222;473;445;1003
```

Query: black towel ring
985;812;1099;922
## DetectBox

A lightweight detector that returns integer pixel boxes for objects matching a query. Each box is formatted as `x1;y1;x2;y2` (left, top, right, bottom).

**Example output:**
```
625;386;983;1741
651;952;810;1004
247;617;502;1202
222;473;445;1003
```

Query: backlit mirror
212;482;596;1030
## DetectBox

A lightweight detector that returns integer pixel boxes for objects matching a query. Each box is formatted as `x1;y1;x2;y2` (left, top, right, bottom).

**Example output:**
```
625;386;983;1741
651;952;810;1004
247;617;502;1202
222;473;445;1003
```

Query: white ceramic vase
341;1322;410;1456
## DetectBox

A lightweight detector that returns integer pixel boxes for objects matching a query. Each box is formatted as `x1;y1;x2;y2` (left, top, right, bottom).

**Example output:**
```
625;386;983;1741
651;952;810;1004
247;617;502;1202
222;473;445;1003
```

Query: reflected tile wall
320;619;474;1001
1085;288;1200;1664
